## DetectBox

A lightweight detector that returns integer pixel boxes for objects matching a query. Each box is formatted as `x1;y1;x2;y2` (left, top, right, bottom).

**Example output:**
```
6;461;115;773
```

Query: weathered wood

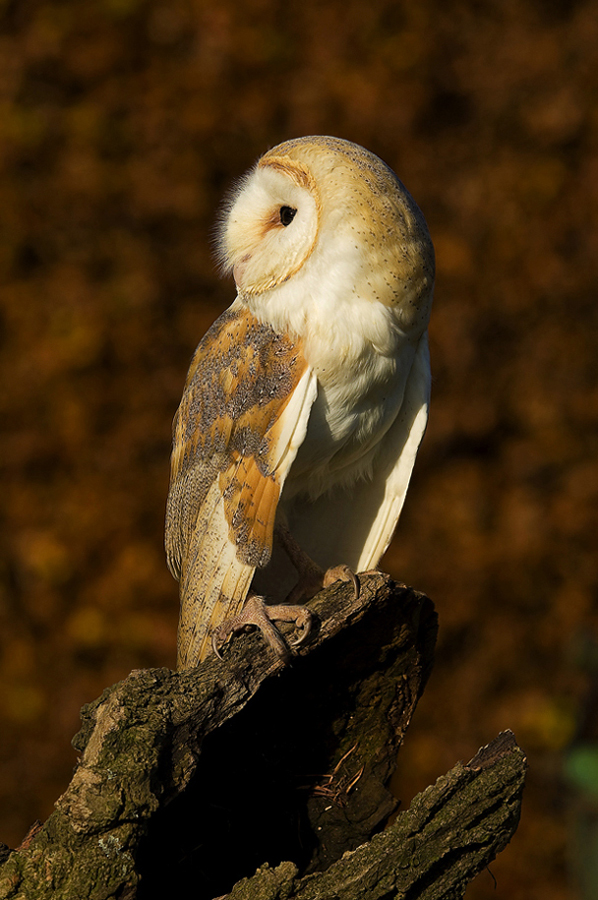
0;575;433;899
224;731;526;900
136;575;436;897
0;574;524;900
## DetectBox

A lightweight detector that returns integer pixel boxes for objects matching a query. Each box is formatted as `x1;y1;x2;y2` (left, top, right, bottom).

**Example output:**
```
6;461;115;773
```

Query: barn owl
166;136;434;669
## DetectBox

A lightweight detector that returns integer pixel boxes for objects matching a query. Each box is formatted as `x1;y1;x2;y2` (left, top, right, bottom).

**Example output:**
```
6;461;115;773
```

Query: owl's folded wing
355;332;431;569
165;303;317;667
280;332;430;576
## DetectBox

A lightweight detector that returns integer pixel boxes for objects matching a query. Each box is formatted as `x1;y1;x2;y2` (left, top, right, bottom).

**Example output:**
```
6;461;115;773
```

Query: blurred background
0;0;597;896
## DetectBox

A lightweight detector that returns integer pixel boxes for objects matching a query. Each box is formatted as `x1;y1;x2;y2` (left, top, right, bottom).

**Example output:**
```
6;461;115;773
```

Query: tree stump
0;574;526;899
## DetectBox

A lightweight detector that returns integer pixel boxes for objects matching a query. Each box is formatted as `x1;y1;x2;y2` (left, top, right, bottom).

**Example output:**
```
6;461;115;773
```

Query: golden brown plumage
166;306;316;665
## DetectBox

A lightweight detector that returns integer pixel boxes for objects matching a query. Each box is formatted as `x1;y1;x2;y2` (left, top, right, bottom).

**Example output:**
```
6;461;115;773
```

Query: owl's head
217;136;434;329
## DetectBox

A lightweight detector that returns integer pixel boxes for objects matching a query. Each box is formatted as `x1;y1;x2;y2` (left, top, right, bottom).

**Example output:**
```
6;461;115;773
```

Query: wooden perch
226;730;526;900
0;574;525;900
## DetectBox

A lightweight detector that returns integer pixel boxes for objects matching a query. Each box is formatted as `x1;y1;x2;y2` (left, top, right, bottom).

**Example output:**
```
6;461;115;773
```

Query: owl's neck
234;261;414;380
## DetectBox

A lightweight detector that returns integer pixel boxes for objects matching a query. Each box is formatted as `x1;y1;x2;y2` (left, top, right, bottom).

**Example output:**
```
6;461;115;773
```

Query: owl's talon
210;594;311;661
288;607;312;647
211;631;225;660
323;564;360;600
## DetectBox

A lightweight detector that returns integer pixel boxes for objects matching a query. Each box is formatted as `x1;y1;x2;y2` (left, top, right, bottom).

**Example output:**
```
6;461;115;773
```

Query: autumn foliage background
1;0;597;897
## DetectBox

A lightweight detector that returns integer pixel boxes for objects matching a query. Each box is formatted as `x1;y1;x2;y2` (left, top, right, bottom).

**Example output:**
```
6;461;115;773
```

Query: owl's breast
283;329;417;501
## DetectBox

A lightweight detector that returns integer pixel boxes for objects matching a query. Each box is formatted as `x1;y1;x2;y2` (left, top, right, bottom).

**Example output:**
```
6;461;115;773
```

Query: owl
166;136;434;669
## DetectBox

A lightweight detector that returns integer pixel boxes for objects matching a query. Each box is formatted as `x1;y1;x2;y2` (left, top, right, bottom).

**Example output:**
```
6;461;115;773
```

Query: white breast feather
245;236;420;500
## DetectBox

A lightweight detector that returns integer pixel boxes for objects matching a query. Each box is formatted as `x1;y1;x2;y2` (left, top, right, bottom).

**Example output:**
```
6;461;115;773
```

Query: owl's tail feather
177;482;254;669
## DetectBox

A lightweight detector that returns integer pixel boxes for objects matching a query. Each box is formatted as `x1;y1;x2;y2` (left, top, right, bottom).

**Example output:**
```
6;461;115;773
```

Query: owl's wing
355;332;430;568
279;332;431;577
166;304;317;668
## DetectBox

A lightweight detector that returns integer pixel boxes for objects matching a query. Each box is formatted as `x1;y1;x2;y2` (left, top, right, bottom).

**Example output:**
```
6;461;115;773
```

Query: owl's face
218;157;321;295
217;136;434;331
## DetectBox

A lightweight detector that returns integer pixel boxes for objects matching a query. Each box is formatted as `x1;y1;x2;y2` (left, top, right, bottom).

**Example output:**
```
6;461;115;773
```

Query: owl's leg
275;522;360;604
211;593;312;662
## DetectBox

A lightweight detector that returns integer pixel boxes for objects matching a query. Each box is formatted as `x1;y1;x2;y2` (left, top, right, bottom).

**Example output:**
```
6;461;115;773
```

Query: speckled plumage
166;305;315;665
167;136;434;668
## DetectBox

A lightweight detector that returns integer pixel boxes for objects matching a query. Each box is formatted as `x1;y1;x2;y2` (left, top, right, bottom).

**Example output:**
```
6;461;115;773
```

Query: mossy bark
0;575;524;899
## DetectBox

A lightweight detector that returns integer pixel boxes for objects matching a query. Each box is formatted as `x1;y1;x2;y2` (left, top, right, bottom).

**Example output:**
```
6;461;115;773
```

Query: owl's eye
279;206;297;226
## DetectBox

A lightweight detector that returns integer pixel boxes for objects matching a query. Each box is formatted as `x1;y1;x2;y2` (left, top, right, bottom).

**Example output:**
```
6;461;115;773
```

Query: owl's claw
287;606;312;647
322;564;360;600
211;594;312;662
212;634;225;661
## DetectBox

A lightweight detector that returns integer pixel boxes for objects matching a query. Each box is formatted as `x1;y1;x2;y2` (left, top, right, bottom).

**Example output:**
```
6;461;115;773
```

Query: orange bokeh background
1;2;597;897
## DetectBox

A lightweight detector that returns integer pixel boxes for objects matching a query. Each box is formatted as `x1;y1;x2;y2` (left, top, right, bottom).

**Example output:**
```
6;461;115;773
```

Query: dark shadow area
136;587;437;899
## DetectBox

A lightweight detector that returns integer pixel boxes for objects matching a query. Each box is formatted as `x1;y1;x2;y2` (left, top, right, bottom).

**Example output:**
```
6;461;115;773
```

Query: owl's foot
211;593;312;662
323;563;360;594
276;523;360;604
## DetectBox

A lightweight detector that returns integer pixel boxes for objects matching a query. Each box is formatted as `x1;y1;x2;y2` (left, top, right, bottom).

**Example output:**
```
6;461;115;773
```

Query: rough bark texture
0;575;525;899
225;730;526;900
